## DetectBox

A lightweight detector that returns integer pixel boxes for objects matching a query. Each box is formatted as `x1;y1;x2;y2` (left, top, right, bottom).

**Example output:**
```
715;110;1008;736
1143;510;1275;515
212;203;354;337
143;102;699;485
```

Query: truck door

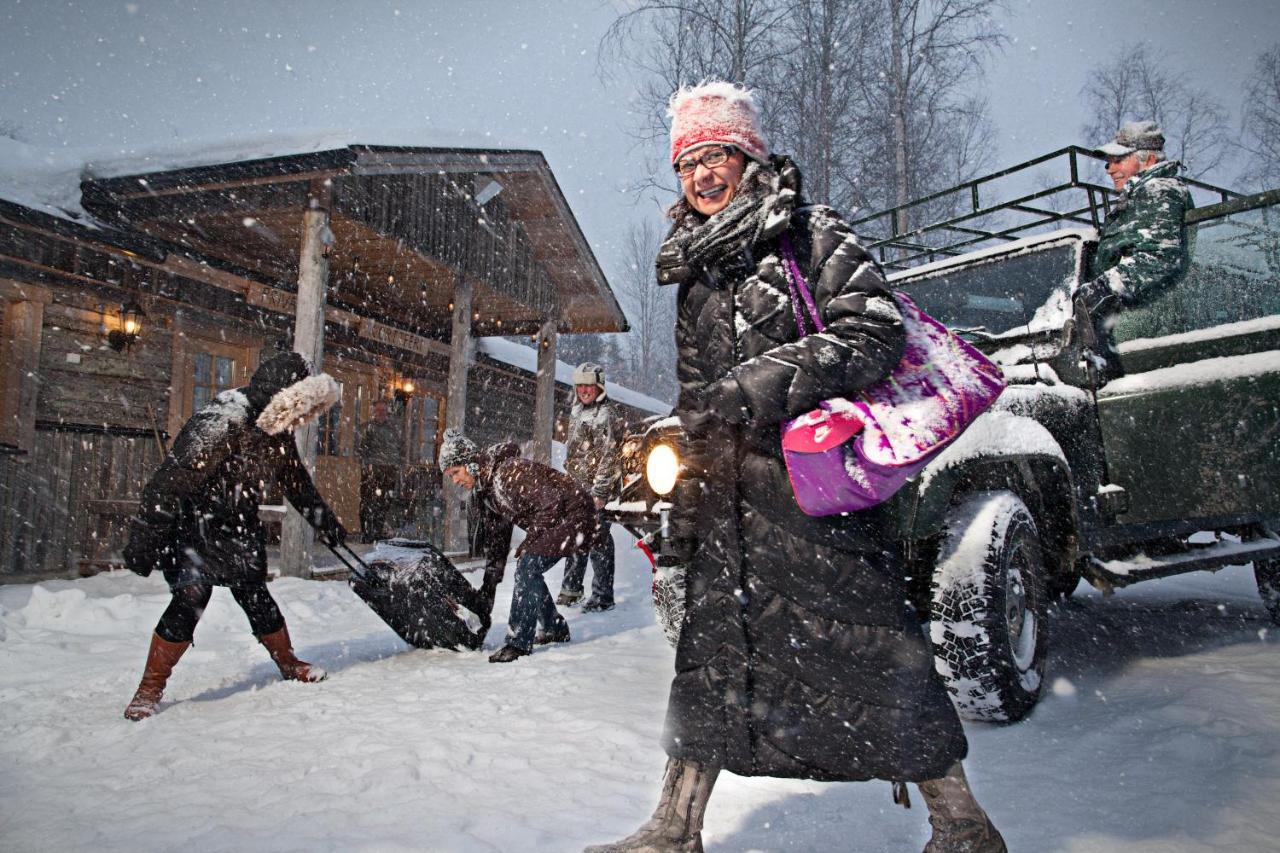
1097;197;1280;527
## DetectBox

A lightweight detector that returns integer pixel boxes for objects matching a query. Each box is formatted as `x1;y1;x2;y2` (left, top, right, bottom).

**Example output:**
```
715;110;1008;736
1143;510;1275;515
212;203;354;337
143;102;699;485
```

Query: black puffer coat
659;158;967;783
124;353;338;589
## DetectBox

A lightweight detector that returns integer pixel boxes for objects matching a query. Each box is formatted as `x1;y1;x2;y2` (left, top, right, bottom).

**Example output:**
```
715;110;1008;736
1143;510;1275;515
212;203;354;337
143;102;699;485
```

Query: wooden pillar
531;316;558;464
0;281;50;454
441;270;474;553
280;180;333;578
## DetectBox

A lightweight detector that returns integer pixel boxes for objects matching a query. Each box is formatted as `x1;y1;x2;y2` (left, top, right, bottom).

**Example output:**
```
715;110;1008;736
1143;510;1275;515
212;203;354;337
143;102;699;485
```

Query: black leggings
155;582;286;643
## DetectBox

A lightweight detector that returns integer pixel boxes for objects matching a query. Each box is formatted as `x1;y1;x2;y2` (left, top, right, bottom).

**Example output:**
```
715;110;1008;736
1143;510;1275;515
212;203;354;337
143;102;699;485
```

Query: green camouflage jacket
1086;160;1194;307
563;396;621;501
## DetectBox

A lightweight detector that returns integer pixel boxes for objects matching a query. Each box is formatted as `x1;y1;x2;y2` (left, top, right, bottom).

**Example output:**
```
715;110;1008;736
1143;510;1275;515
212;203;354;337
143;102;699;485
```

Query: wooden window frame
167;318;260;439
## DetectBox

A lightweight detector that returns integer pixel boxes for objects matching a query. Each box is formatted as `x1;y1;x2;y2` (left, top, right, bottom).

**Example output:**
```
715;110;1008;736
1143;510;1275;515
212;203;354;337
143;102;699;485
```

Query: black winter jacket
659;159;967;782
124;355;337;589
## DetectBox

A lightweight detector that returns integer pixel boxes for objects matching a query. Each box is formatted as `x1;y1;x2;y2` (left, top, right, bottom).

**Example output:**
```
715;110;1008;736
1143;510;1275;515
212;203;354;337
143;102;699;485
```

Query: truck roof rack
852;146;1241;272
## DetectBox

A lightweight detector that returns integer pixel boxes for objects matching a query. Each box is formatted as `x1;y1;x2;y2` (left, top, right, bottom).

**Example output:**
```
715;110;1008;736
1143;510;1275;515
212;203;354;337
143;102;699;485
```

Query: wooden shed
0;143;647;582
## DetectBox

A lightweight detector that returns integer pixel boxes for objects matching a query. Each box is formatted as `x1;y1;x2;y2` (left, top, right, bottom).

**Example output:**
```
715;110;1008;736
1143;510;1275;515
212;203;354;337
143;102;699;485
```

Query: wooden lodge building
0;143;661;582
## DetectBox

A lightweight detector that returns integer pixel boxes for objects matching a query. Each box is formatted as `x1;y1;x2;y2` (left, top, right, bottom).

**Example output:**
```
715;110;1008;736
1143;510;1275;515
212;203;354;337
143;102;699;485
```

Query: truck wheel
1254;558;1280;625
930;490;1049;723
652;562;687;648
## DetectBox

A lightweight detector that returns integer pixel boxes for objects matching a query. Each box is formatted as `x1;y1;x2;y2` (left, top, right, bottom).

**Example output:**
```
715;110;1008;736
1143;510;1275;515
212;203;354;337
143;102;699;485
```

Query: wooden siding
1;427;163;577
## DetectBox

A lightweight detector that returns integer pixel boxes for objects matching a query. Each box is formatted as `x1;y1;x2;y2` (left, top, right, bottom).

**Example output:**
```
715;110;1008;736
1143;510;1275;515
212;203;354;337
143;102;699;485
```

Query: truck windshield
893;242;1080;336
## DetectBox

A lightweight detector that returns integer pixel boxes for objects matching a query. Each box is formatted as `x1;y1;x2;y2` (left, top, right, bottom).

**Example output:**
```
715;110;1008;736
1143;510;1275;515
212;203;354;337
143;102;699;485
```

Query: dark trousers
359;464;398;542
560;512;615;602
506;553;569;652
155;581;285;643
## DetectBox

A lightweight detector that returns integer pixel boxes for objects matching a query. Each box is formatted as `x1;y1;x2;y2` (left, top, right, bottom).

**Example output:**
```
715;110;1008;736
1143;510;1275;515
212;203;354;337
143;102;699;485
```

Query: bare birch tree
850;0;1006;238
766;0;875;213
1081;42;1230;179
1239;44;1280;190
600;0;794;196
612;218;678;400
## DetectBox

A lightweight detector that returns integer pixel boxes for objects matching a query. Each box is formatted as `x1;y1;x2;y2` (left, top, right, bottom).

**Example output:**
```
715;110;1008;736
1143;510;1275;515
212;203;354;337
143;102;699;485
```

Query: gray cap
1097;120;1165;158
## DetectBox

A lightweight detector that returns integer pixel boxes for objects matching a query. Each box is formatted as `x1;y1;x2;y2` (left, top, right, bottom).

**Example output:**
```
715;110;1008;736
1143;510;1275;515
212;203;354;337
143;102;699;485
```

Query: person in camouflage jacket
1075;121;1195;380
556;362;622;611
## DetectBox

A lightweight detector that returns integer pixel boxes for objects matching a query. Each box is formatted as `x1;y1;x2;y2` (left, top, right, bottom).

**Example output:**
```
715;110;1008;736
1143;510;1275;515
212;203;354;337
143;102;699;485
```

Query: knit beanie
668;80;770;166
250;352;312;396
437;428;480;475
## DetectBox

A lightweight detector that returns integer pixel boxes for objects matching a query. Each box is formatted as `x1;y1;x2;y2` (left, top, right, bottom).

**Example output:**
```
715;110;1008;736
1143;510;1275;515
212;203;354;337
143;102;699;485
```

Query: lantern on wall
107;300;145;352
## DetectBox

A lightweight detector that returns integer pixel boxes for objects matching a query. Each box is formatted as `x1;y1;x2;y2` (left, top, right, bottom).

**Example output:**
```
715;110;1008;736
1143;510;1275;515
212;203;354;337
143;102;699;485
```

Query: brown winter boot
583;758;719;853
123;633;190;721
917;762;1007;853
257;625;327;682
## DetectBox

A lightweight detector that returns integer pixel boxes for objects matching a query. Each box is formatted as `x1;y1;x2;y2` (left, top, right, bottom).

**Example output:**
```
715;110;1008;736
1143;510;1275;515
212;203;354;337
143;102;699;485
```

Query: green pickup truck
605;151;1280;724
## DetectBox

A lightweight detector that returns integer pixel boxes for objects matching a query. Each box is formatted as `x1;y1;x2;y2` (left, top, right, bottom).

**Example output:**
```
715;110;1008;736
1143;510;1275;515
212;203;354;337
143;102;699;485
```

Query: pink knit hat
668;81;770;166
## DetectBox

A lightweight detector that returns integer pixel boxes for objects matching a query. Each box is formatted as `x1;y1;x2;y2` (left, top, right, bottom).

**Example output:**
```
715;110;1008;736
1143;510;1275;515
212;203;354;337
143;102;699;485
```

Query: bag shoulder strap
779;232;825;336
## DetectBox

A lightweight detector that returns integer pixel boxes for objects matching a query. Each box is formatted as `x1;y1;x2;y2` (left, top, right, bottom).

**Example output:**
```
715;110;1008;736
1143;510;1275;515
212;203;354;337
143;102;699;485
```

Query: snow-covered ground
3;528;1278;852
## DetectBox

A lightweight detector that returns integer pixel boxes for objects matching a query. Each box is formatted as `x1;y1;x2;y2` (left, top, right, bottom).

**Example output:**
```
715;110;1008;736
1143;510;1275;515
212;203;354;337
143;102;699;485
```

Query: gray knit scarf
663;158;799;277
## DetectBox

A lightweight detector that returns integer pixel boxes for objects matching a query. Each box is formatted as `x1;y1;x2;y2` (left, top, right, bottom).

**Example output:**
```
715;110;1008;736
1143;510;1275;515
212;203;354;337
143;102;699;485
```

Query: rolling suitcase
326;538;493;651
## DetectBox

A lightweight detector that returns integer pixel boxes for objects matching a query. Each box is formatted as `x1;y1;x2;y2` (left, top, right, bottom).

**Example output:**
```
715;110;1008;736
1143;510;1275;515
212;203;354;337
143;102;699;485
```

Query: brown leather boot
918;762;1007;853
257;625;326;682
583;758;719;853
123;633;190;721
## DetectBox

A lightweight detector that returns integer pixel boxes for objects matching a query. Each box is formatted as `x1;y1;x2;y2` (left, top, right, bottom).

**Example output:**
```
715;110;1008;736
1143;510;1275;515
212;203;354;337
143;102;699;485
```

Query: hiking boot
488;644;530;663
557;589;583;606
581;596;616;613
918;763;1007;853
535;624;572;645
583;758;718;852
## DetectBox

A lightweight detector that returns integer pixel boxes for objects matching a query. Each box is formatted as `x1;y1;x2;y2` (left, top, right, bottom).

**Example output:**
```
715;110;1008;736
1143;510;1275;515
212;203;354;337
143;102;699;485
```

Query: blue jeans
560;514;615;602
507;553;569;652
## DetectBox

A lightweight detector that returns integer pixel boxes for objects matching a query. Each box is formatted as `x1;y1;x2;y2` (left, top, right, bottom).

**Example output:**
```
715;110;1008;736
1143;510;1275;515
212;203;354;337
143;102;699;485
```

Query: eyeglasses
674;145;737;178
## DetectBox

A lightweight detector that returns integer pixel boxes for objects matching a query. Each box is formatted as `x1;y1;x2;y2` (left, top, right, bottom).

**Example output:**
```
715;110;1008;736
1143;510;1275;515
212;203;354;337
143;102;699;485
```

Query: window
1113;205;1280;342
168;330;255;438
895;241;1083;337
191;352;237;412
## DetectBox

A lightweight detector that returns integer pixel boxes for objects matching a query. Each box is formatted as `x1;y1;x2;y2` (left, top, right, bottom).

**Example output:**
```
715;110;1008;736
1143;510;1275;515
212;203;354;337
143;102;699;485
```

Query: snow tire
1254;557;1280;626
652;562;687;648
930;490;1049;723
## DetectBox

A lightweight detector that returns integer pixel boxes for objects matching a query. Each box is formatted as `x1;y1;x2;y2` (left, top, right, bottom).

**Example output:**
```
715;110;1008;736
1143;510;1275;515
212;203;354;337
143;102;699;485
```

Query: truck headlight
646;443;679;496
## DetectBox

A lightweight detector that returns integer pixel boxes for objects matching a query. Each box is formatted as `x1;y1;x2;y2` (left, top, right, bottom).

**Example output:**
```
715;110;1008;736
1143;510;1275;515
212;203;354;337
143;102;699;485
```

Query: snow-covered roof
0;128;521;220
476;337;670;416
887;228;1093;283
0;137;92;220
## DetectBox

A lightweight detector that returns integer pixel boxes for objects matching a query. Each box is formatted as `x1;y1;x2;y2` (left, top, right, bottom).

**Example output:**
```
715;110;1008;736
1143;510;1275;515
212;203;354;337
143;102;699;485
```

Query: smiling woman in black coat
585;82;1005;853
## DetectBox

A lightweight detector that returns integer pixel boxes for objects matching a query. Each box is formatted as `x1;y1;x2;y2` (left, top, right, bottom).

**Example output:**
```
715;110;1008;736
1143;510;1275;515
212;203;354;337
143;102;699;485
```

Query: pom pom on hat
668;80;770;165
437;428;481;475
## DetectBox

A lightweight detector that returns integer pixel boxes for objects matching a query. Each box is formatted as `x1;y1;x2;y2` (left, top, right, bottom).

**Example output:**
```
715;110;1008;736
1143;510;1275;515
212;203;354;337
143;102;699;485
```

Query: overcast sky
1;0;1277;300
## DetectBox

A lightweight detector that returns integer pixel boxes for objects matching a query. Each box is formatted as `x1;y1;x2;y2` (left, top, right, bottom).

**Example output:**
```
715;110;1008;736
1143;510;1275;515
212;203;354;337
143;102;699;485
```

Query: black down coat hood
124;353;337;588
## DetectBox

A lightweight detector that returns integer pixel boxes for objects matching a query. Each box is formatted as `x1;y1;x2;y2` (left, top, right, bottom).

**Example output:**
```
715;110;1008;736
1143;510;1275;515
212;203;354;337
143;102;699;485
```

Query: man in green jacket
1074;120;1195;380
